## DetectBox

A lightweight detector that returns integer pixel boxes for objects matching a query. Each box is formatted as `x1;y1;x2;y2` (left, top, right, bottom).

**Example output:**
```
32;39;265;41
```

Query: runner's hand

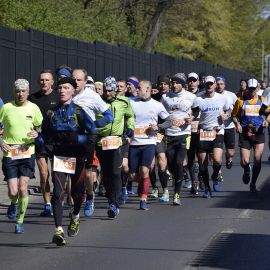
0;143;11;153
219;113;228;122
236;123;242;133
27;129;38;138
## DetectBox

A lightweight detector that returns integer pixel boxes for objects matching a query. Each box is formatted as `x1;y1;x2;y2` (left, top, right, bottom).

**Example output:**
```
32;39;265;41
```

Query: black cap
57;77;77;89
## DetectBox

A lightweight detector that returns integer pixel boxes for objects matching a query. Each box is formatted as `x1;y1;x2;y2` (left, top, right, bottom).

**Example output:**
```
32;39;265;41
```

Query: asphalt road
1;146;270;270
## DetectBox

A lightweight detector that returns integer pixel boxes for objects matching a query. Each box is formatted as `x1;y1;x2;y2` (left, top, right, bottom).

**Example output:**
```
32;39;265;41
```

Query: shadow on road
190;232;270;270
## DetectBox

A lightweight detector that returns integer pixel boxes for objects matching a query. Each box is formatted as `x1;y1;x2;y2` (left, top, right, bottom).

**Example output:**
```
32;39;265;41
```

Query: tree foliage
0;0;268;76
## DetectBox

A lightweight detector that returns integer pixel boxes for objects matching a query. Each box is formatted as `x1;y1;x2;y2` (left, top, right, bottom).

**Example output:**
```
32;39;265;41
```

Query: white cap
87;76;94;83
188;72;199;80
247;78;258;88
204;76;215;84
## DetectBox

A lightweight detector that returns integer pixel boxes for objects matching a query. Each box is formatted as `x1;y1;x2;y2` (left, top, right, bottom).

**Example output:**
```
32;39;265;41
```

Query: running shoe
250;183;257;193
119;187;128;204
107;203;120;218
213;180;221;192
150;187;159;198
203;189;212;199
40;204;53;217
159;190;169;202
7;203;18;220
84;198;94;217
127;187;135;195
67;219;80;237
190;186;199;195
139;200;148;210
226;158;233;169
15;222;24;234
52;228;66;246
183;179;192;189
173;193;181;205
242;165;251;184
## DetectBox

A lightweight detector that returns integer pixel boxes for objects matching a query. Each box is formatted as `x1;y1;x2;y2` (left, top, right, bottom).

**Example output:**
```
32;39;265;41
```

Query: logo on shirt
202;106;220;113
26;115;32;120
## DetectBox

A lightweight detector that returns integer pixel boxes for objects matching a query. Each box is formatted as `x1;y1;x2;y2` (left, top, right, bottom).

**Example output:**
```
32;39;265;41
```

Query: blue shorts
128;144;156;173
2;155;35;181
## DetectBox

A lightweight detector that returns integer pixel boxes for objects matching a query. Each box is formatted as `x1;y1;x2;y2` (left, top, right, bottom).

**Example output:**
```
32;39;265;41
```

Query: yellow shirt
0;101;43;157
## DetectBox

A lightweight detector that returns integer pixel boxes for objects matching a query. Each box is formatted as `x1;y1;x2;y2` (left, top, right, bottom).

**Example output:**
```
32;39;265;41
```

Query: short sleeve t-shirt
219;90;237;129
130;98;169;145
73;87;109;121
0;101;43;156
193;92;230;134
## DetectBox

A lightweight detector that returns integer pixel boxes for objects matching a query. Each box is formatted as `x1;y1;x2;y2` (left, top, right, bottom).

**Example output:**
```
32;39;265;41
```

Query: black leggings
96;146;123;207
166;135;187;194
187;133;199;185
52;158;85;227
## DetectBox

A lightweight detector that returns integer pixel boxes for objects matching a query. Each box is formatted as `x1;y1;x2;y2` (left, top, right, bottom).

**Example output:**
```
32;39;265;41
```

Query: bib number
199;130;216;141
245;105;260;116
171;119;185;128
134;126;150;138
101;136;121;150
53;156;76;174
191;121;199;133
10;145;31;160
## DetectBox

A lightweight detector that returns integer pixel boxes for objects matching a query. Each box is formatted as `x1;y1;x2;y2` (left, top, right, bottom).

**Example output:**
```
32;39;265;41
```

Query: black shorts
224;128;235;149
2;154;36;181
156;141;166;154
197;134;224;154
35;143;50;159
238;133;265;150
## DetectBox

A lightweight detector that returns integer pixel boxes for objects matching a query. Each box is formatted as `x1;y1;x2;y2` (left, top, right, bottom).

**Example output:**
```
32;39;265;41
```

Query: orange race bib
199;129;217;141
171;119;185;128
53;156;76;174
10;145;31;160
245;105;260;116
134;126;150;138
191;121;199;133
101;136;121;150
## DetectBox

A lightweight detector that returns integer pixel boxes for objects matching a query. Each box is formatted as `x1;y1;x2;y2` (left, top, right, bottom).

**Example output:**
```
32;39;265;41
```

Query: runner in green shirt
0;79;43;233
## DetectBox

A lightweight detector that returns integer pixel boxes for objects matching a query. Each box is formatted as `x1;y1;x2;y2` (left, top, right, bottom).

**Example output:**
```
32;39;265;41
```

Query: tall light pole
262;42;265;81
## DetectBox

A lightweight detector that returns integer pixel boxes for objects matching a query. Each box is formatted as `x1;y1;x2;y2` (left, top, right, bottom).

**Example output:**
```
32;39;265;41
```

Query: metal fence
0;26;251;102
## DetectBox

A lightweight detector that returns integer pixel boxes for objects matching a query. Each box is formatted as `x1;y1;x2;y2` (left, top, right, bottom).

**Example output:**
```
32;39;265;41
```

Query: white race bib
245;105;260;116
53;156;76;174
199;129;216;141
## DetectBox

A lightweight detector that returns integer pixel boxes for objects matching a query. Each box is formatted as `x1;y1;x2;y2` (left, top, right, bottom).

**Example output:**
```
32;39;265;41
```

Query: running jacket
97;96;135;143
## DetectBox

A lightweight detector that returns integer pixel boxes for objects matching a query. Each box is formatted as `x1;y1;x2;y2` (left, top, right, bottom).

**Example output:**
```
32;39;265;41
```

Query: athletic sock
17;196;29;224
251;165;261;184
212;164;221;178
158;170;168;189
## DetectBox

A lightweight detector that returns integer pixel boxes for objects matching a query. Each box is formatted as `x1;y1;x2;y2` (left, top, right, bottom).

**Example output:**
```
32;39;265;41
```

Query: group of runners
1;65;269;247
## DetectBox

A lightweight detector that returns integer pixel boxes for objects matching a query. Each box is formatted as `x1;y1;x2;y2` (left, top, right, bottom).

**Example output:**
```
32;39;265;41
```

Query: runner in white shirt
193;76;230;198
129;80;170;210
161;73;196;205
72;69;114;217
215;77;237;171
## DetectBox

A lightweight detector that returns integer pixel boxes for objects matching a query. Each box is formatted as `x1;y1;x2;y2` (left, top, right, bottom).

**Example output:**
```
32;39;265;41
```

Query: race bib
199;129;216;141
101;136;121;150
245;105;260;116
191;121;199;133
171;119;185;128
10;145;31;160
156;133;164;143
53;156;76;174
134;126;150;138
